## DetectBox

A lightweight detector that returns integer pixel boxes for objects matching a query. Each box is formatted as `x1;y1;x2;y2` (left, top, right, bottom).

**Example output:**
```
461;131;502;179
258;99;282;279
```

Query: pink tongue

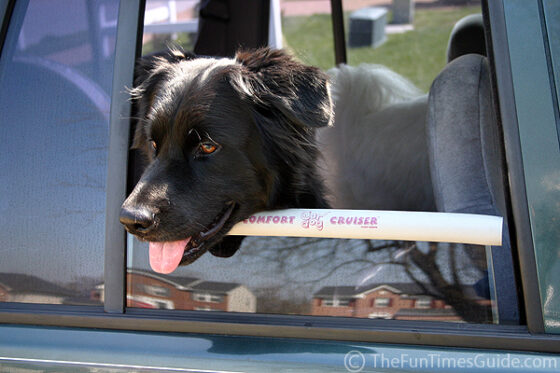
149;238;191;274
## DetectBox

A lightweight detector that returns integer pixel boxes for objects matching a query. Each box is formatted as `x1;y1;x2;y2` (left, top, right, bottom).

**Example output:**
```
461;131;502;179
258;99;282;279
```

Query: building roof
190;281;241;295
127;268;242;294
314;282;484;300
313;286;363;298
314;283;432;298
0;273;75;296
127;268;200;290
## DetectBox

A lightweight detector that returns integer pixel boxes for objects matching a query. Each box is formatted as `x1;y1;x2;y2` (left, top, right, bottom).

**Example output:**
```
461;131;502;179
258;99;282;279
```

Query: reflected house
312;283;490;321
95;269;256;312
0;273;75;304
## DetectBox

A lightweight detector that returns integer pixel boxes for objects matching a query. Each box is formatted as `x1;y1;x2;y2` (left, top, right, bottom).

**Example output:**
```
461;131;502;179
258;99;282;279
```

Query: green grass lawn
282;5;480;92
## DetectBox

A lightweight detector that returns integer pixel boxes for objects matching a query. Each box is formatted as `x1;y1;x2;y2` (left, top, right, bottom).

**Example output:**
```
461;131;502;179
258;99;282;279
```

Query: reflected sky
0;0;119;287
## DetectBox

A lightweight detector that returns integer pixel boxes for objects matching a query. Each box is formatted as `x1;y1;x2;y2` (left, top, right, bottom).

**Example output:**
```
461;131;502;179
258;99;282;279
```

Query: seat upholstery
426;53;519;323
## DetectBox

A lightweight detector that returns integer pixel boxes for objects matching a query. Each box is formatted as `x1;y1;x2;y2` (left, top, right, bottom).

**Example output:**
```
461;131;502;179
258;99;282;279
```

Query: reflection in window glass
343;1;482;91
129;236;497;323
142;0;200;55
281;0;335;70
0;0;119;305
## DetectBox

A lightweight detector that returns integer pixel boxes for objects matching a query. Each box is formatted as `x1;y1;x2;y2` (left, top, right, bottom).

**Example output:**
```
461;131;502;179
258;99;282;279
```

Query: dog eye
199;142;218;155
149;140;157;152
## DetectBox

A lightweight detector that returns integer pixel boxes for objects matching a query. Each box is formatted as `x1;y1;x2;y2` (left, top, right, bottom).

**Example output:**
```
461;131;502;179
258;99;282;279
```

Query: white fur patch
317;64;435;211
147;57;244;119
169;57;238;90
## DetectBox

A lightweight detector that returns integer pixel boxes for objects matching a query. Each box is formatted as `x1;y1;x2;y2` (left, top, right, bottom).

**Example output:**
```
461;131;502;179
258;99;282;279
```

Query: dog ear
130;49;196;151
134;48;195;88
234;48;333;128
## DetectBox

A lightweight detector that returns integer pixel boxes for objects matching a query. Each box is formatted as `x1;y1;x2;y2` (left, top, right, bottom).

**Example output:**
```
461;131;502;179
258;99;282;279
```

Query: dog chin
147;202;237;273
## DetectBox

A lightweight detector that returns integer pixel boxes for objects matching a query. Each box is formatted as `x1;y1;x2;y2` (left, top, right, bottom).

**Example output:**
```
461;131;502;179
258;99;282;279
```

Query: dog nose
119;206;156;234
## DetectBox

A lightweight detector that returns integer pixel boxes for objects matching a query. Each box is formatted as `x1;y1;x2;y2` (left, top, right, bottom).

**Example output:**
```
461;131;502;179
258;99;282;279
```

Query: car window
142;0;199;55
506;0;560;333
123;0;519;325
343;1;483;91
128;236;498;323
540;0;560;334
0;0;120;305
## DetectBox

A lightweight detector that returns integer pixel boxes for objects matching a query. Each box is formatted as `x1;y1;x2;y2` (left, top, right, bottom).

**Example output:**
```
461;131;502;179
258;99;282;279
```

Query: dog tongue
149;238;191;274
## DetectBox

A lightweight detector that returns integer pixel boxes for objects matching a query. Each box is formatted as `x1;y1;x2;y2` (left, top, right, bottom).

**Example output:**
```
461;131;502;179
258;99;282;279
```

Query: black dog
120;48;332;273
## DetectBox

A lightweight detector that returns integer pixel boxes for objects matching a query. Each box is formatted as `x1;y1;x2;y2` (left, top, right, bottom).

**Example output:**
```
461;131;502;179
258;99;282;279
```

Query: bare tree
240;237;492;322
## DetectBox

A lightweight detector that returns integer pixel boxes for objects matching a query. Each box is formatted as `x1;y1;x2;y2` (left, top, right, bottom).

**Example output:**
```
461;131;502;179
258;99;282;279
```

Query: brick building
94;269;256;313
312;282;489;321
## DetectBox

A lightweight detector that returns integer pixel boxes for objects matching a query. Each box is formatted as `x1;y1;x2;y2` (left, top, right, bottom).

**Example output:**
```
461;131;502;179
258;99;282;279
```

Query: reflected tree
239;237;492;322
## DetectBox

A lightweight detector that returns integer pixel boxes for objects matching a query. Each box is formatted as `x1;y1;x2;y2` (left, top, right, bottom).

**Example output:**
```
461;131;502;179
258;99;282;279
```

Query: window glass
0;0;120;305
280;0;335;70
541;0;560;334
507;0;560;333
125;0;518;325
344;1;481;91
142;0;199;55
129;236;498;323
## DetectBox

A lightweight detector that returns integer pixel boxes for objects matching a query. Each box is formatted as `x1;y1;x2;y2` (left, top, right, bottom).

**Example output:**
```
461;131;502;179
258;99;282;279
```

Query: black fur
120;48;332;266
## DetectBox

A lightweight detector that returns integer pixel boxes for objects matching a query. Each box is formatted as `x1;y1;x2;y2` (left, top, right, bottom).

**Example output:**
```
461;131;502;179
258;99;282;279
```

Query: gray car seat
426;52;520;323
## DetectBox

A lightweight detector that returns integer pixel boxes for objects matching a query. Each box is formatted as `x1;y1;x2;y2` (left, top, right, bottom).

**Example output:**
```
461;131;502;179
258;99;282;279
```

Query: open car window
123;0;520;326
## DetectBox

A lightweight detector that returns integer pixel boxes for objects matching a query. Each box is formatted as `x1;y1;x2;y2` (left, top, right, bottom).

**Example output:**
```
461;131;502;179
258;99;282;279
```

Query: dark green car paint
1;325;560;372
504;0;560;333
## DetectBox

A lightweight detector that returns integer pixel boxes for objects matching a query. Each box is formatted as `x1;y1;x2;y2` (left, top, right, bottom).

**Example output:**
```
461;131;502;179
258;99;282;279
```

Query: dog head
120;48;332;273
